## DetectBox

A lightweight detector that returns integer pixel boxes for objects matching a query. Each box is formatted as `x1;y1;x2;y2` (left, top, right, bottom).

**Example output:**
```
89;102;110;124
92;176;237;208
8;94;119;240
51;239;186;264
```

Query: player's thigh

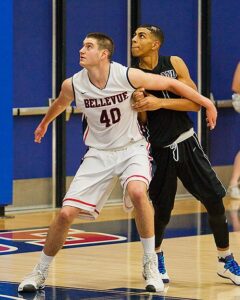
178;137;225;202
64;148;116;210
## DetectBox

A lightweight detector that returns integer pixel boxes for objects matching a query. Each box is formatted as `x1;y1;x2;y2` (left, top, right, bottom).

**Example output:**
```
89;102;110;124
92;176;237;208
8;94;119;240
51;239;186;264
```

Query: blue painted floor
0;282;197;300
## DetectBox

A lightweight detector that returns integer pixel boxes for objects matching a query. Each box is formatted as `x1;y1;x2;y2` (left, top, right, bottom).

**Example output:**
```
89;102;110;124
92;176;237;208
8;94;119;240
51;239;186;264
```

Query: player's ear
152;40;160;50
101;49;109;60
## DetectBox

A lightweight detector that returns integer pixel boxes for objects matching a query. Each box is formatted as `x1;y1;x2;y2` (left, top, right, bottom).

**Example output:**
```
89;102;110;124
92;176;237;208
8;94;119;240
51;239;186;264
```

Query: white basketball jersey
72;62;143;149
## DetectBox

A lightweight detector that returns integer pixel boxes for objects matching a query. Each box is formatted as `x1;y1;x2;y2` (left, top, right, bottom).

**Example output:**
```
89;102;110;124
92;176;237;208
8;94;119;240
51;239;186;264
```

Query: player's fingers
34;132;44;143
206;118;215;130
34;137;41;143
136;87;145;93
132;102;146;110
135;92;145;100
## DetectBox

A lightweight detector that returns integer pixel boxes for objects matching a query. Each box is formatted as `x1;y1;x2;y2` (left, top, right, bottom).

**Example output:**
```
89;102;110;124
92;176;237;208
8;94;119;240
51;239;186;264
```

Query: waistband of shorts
92;138;147;152
164;128;194;148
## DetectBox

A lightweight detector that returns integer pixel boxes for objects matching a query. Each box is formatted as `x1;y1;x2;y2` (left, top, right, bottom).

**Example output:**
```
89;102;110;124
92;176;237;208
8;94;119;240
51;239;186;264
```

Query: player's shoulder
73;67;86;76
111;61;127;70
170;56;186;66
109;61;130;79
62;77;72;87
72;68;87;82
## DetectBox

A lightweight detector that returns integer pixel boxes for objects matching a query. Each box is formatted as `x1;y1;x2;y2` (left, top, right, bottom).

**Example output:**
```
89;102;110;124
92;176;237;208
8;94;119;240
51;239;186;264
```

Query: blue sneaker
157;251;170;283
217;254;240;285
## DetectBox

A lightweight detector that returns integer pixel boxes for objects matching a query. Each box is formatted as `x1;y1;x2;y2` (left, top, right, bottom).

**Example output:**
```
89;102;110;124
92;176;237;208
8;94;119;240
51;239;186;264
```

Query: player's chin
79;60;86;67
131;49;140;57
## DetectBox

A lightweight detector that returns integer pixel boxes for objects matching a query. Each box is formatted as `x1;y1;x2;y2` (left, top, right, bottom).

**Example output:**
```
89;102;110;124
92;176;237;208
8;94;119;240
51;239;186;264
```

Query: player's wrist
203;97;215;110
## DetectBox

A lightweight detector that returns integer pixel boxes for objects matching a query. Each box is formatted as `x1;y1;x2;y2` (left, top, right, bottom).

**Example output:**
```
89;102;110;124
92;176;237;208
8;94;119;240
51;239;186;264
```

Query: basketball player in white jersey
18;32;217;294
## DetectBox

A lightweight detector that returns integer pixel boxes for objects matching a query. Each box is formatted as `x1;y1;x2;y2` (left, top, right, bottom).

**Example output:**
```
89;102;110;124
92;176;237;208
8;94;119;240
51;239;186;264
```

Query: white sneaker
228;186;240;199
18;265;47;292
217;254;240;285
143;253;164;292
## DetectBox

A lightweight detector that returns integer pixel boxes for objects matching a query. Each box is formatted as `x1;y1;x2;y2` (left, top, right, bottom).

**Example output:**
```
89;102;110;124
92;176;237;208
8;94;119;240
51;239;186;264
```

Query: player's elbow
194;104;201;112
166;78;178;94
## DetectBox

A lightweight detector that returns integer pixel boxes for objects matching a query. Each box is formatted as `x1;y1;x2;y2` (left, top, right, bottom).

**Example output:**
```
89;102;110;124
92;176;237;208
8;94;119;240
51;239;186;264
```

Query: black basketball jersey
137;56;193;148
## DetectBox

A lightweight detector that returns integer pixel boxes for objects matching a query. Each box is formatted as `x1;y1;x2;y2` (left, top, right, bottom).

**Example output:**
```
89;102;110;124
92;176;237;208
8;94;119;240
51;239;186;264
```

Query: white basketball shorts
63;139;152;219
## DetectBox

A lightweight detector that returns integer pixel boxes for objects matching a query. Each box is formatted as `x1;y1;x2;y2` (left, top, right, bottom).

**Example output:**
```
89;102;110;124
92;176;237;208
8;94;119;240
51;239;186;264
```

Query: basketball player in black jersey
131;24;240;285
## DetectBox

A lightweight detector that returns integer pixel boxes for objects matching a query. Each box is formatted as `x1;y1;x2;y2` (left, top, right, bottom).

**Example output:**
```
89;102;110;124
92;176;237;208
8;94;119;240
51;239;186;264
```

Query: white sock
218;249;231;259
38;251;54;270
140;236;155;255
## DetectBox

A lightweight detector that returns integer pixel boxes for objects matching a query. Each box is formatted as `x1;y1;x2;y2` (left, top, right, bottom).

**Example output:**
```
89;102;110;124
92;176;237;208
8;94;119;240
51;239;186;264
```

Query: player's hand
132;88;146;103
205;102;217;130
132;95;161;112
34;124;48;143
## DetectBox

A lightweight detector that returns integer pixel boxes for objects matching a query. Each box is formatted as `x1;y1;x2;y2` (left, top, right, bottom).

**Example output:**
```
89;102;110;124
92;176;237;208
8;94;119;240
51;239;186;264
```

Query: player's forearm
138;112;147;124
170;80;213;109
39;99;68;127
159;98;200;112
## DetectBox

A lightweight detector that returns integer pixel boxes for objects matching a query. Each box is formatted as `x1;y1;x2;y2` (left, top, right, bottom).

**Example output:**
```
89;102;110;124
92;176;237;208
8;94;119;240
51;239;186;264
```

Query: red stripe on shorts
63;198;96;208
123;175;149;188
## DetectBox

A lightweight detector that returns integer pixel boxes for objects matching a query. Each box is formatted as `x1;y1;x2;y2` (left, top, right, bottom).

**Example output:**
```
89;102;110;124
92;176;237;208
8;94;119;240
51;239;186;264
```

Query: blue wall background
13;0;52;179
12;0;240;183
0;0;13;204
210;0;240;165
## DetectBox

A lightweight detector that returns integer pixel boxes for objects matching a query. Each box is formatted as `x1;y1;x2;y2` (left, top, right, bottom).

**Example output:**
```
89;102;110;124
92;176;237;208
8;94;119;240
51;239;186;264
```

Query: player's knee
127;181;147;207
208;212;227;224
207;199;227;227
57;207;78;225
205;199;225;217
153;202;173;225
155;211;171;227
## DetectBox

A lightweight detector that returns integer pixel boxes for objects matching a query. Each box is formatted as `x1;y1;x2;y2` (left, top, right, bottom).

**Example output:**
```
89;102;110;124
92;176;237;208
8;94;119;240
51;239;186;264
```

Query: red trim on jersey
63;198;96;208
145;142;153;180
146;141;151;152
83;126;89;142
123;175;149;188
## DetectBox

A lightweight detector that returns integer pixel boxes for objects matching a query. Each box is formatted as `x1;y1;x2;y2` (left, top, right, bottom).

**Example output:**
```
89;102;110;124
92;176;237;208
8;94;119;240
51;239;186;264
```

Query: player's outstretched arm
128;68;217;129
132;91;200;112
34;78;74;143
132;57;200;113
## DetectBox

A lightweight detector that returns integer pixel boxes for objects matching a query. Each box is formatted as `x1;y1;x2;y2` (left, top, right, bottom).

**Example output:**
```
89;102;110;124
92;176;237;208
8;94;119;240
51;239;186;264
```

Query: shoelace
144;256;158;279
225;258;240;276
23;269;45;282
158;253;166;274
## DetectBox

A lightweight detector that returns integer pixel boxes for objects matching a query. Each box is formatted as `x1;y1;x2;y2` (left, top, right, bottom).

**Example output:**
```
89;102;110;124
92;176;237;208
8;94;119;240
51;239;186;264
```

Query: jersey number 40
100;108;121;127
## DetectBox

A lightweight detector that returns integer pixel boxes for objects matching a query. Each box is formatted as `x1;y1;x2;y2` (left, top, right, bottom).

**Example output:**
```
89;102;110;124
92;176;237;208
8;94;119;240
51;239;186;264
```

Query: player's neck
87;62;111;90
138;52;159;70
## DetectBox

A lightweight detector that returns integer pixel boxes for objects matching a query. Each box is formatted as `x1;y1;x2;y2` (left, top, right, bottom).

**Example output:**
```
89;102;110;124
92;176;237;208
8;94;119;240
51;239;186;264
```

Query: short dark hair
86;32;114;60
138;24;164;45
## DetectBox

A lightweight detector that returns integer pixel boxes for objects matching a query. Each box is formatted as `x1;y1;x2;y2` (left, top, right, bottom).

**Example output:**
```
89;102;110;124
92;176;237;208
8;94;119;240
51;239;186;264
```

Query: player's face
79;38;103;67
131;28;157;57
